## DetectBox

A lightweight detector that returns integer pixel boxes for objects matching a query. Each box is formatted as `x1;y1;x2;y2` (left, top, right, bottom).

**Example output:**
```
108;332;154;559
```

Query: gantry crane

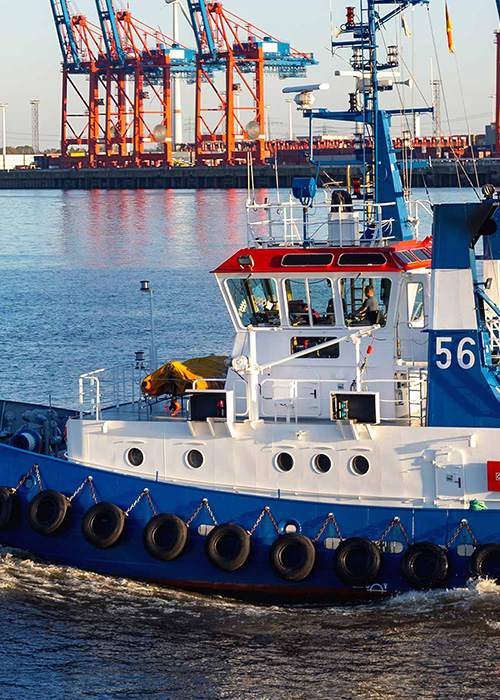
50;0;316;168
186;0;317;165
51;0;198;167
92;0;197;166
50;0;107;168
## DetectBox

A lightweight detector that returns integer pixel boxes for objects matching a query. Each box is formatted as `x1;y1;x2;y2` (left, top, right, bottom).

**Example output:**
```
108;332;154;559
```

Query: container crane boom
186;0;216;59
95;0;126;66
49;0;81;69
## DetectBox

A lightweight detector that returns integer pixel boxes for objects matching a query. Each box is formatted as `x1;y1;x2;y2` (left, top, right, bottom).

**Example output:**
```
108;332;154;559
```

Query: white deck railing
79;363;146;419
258;370;427;425
246;195;430;248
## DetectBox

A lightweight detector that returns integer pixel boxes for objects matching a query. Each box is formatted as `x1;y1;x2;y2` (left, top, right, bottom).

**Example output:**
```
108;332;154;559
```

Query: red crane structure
92;2;196;167
52;0;196;168
50;0;316;168
187;1;317;165
49;0;105;168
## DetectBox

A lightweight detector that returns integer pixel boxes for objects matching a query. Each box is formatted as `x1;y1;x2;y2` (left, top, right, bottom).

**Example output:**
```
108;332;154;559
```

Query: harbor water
0;187;496;700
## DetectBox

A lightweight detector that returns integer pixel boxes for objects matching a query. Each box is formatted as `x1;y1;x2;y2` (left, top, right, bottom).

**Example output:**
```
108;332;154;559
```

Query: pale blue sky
0;0;497;148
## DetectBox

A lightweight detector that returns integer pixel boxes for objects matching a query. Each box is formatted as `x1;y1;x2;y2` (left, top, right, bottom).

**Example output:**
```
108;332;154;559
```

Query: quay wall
0;161;498;190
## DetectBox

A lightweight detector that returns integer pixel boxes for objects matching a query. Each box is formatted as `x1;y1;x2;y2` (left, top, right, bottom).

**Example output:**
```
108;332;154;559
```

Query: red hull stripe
142;577;388;601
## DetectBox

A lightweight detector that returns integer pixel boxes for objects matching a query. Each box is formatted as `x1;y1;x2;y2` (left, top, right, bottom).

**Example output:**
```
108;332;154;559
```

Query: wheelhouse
214;241;432;423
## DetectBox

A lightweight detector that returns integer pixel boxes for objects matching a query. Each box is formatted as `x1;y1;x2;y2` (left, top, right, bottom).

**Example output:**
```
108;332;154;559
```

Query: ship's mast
305;0;432;242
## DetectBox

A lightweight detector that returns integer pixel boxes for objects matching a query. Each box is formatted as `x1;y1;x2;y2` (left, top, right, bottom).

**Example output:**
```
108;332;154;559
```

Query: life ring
28;490;72;536
334;537;382;586
0;487;20;531
82;502;126;549
269;533;316;581
205;523;251;572
401;542;449;589
143;513;189;561
470;543;500;583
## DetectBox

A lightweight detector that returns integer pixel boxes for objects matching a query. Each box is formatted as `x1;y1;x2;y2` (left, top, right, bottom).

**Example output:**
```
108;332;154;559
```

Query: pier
0;160;498;190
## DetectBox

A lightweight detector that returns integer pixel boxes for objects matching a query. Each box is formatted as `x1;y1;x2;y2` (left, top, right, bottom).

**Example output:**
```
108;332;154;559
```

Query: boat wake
0;546;499;700
1;545;500;619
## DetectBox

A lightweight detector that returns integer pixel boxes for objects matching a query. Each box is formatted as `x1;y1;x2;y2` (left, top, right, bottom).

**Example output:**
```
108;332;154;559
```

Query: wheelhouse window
226;278;280;327
291;336;340;359
285;278;335;326
340;277;392;327
407;281;425;327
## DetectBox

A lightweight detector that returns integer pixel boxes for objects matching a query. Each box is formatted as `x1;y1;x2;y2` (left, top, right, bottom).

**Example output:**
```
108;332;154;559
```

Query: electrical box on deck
330;391;380;424
188;391;234;423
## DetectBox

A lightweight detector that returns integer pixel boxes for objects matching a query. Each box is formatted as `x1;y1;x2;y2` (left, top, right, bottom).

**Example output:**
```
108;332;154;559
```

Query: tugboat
1;0;500;600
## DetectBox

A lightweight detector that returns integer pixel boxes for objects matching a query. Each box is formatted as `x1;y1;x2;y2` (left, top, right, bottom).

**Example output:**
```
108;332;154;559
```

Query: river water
0;187;495;700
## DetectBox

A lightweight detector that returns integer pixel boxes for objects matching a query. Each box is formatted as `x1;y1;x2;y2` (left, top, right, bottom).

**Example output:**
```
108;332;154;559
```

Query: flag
445;1;454;53
401;12;412;39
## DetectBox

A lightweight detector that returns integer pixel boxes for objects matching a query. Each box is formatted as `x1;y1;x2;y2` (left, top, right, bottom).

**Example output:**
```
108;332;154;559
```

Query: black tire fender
82;502;126;549
28;489;72;536
269;533;316;582
143;513;189;561
0;487;20;531
470;543;500;583
334;537;382;586
401;542;450;590
205;523;251;572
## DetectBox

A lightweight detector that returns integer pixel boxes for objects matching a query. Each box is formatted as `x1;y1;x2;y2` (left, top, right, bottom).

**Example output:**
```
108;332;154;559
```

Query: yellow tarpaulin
141;355;228;397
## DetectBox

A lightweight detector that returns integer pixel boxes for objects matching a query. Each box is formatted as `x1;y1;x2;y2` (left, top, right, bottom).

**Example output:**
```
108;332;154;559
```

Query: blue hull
0;443;498;600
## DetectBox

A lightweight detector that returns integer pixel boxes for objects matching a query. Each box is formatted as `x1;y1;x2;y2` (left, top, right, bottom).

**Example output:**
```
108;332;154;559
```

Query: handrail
246;197;399;248
79;369;105;419
78;362;146;420
259;367;428;425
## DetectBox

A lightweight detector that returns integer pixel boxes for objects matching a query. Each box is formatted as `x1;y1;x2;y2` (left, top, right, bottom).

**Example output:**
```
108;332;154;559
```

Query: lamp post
140;280;158;371
0;104;8;171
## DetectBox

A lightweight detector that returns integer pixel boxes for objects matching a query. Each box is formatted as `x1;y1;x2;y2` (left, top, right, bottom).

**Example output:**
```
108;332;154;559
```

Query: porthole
351;454;370;475
127;447;144;467
276;452;294;472
313;453;332;474
186;449;204;469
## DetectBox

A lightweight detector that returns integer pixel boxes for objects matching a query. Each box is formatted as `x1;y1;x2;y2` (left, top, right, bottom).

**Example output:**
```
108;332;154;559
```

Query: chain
69;476;97;503
313;513;343;543
376;517;410;547
125;489;154;517
144;489;157;516
249;506;280;536
12;464;42;493
204;499;218;526
88;478;98;504
445;519;478;550
186;498;218;527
